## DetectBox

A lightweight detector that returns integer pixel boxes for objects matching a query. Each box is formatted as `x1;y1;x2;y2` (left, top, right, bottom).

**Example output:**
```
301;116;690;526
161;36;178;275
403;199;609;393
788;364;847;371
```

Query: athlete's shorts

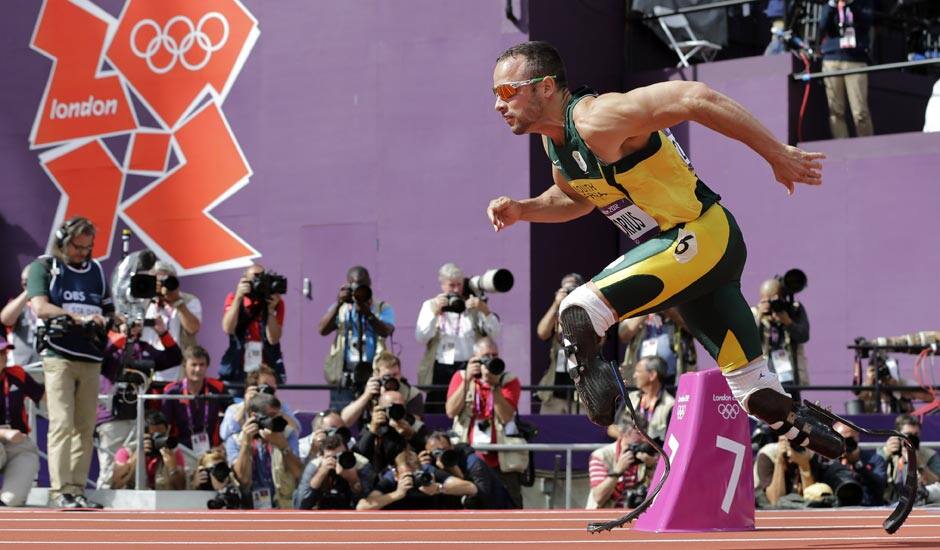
592;203;761;374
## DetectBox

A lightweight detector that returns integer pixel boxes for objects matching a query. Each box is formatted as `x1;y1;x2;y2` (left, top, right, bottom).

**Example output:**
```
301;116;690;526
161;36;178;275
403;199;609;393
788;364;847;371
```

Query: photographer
608;356;674;443
27;216;112;509
419;431;513;509
445;336;523;508
298;409;345;465
618;307;696;386
816;0;874;139
878;414;940;504
357;449;476;510
755;436;824;508
0;334;44;506
340;351;424;429
96;315;182;488
162;346;228;456
230;393;302;508
219;364;300;447
416;263;501;413
835;422;886;506
320;266;395;410
355;390;430;473
535;273;583;414
1;265;42;367
752;276;810;400
220;264;286;384
294;433;373;509
588;414;658;509
111;410;187;490
141;261;202;383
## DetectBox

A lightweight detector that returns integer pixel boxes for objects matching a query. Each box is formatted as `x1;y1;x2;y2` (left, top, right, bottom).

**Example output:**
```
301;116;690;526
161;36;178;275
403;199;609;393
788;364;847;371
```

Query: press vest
41;256;110;361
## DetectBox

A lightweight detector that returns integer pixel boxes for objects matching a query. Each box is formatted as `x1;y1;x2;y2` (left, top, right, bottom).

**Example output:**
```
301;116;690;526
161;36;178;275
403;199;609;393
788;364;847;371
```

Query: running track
1;508;939;548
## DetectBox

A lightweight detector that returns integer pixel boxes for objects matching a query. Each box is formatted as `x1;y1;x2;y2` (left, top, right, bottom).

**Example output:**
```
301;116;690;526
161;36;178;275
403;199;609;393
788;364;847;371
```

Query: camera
441;268;515;314
375;404;408;437
817;458;863;506
770;268;807;316
130;272;158;300
249;271;288;300
432;448;459;469
624;484;648;508
196;461;231;490
627;442;655;460
147;432;178;457
111;359;155;420
41;315;108;357
256;383;276;396
327;426;352;444
344;362;374;393
410;470;434;488
337;450;357;469
475;355;505;378
344;283;372;305
206;484;243;509
254;414;287;433
441;293;466;314
380;374;400;392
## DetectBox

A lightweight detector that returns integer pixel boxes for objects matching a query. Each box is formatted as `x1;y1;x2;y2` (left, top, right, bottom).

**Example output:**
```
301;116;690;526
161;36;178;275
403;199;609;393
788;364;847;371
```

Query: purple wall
0;1;532;413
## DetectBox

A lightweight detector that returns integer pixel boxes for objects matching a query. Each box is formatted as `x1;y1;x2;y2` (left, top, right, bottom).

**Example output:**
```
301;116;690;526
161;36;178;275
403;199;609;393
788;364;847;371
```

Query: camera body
410;470;434;488
256;383;276;396
380;374;400;392
344;283;372;305
623;484;648;508
375;403;408;437
206;484;244;509
146;432;179;457
441;292;466;314
432;448;459;469
769;268;807;317
249;271;288;300
627;442;655;461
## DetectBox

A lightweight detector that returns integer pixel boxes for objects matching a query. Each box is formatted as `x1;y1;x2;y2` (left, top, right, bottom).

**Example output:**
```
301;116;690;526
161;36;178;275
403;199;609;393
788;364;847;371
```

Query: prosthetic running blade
804;400;916;534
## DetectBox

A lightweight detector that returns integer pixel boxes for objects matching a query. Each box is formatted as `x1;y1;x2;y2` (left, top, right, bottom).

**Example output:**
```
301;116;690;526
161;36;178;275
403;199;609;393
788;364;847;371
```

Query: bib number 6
673;229;698;264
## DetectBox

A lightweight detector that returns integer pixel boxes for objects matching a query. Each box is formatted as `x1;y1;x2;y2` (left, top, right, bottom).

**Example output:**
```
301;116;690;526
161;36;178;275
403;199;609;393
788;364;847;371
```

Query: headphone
54;217;91;251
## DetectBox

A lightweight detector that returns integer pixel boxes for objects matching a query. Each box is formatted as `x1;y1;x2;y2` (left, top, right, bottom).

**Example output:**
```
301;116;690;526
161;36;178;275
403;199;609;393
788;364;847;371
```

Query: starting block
634;368;755;532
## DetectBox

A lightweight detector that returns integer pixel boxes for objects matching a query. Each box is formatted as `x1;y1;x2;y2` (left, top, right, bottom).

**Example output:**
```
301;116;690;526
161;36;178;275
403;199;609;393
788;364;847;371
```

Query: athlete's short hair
496;41;567;90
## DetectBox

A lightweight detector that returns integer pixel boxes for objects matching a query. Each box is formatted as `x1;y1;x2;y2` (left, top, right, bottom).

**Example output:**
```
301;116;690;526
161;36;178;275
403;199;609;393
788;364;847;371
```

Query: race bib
771;349;794;383
252;488;273;510
600;199;660;244
192;431;211;456
244;341;263;372
840;27;857;49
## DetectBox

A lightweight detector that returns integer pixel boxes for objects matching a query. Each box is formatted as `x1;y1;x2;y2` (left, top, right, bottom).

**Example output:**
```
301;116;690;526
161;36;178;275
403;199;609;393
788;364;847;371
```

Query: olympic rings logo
717;403;740;420
130;13;230;74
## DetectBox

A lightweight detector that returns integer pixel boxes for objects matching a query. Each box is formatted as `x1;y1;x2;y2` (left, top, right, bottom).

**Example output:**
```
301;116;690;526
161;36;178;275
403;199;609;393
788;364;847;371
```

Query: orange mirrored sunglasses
492;75;554;101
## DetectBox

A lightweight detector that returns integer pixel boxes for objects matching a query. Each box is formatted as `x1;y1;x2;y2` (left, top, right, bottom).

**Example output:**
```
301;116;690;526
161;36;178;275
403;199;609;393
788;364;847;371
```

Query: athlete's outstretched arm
487;167;594;232
574;81;824;195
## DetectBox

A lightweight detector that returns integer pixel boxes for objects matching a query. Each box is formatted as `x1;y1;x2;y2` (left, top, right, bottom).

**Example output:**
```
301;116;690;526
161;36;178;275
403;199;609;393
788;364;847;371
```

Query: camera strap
182;379;210;435
1;376;11;426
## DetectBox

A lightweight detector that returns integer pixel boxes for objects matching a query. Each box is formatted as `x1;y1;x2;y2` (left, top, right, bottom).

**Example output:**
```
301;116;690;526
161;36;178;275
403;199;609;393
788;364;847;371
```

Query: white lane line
1;524;939;533
0;516;931;524
7;536;940;545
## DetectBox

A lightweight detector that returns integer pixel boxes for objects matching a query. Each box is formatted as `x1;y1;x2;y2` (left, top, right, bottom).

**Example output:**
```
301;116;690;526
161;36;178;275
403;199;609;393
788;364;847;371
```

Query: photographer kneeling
229;393;302;508
191;448;246;509
294;433;373;509
419;431;513;509
587;414;658;509
112;411;187;490
357;449;477;510
355;390;430;473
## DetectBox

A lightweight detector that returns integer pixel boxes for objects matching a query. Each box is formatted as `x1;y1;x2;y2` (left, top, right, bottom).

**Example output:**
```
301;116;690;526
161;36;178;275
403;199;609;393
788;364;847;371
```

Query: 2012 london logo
29;0;260;275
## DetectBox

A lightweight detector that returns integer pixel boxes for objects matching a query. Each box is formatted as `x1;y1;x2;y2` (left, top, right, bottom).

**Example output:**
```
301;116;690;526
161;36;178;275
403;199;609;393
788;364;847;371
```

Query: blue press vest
43;257;110;361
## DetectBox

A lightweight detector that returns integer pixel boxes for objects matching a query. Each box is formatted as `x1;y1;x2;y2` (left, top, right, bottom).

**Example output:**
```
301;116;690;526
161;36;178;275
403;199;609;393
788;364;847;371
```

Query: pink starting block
634;368;755;533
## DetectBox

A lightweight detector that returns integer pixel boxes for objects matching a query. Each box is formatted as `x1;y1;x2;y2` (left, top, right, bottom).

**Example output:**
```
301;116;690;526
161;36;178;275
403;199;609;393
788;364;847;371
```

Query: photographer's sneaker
50;494;81;509
72;495;103;509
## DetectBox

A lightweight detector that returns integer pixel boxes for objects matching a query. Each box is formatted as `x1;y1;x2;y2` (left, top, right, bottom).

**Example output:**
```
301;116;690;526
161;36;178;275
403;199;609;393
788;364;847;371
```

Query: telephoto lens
255;414;287;433
411;470;434;488
432;448;459;469
479;355;505;376
386;403;406;422
338;450;357;469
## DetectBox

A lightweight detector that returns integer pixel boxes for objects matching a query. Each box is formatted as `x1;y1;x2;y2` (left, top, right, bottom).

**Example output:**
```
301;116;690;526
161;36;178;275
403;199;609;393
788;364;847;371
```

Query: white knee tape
724;357;789;413
559;286;617;338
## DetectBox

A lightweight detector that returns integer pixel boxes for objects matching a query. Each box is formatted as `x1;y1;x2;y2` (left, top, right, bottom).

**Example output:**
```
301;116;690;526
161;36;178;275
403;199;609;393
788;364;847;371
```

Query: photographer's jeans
0;437;40;506
42;356;101;499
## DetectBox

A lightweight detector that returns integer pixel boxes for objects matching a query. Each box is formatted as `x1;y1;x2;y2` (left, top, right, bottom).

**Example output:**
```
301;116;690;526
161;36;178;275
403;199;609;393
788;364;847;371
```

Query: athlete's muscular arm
487;167;594;232
573;81;824;195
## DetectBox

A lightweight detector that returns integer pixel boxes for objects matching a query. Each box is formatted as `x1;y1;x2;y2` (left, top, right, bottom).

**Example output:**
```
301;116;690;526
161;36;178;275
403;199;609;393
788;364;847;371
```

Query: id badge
252;487;273;510
555;348;568;373
244;341;263;372
600;198;659;244
840;27;857;49
771;349;795;383
641;337;659;359
472;419;491;445
440;341;456;365
192;432;210;456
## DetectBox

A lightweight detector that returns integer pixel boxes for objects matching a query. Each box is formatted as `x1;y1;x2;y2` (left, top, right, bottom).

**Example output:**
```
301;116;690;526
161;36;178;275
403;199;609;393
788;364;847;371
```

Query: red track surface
1;508;939;549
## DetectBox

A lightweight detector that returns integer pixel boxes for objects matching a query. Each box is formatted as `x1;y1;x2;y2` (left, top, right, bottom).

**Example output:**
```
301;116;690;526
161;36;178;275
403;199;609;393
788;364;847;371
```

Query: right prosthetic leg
728;359;916;534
